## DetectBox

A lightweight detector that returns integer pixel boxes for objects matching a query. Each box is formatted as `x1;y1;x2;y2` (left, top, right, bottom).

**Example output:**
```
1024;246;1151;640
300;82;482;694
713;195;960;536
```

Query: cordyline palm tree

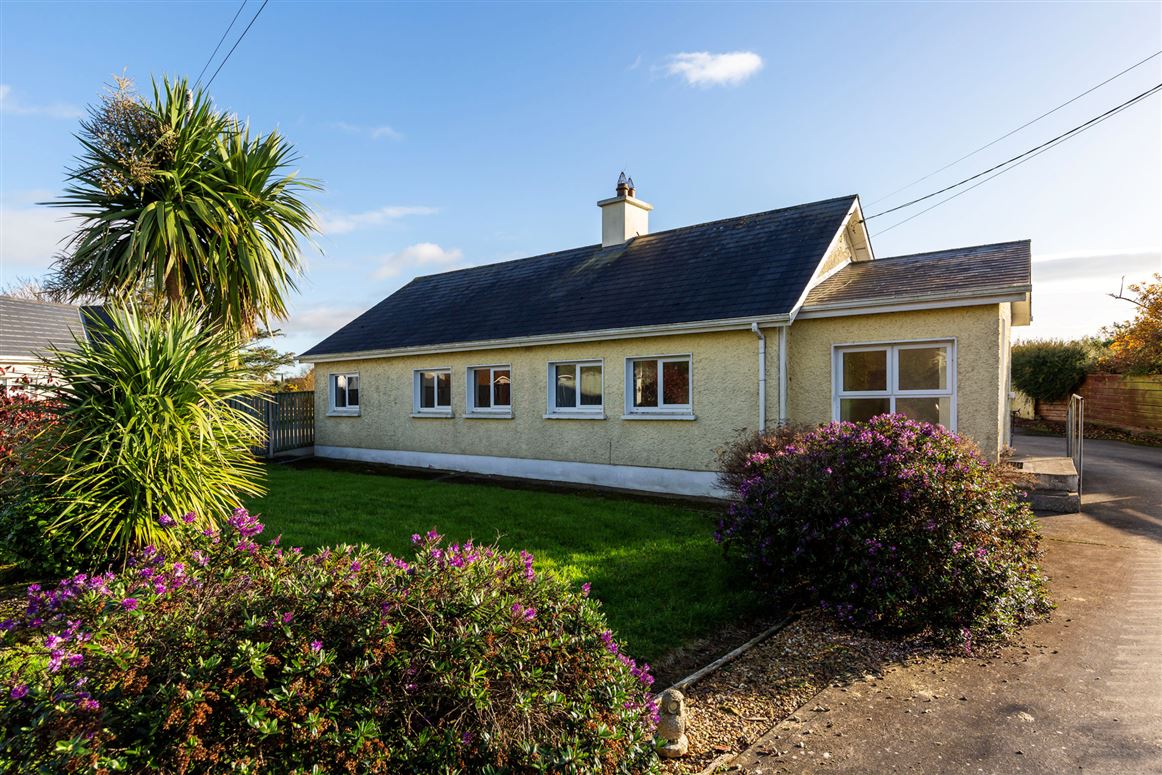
47;77;319;338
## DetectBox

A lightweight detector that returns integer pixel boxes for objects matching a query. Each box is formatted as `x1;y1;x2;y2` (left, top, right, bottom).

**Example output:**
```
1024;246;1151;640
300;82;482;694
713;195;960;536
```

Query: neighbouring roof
0;297;104;360
802;240;1032;311
302;195;858;358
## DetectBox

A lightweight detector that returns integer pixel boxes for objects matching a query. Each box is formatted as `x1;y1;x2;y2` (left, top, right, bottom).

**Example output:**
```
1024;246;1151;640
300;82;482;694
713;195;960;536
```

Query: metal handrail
1066;394;1084;498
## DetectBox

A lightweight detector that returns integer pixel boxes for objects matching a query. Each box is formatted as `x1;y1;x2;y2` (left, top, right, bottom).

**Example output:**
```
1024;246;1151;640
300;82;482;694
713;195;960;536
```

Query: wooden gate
231;391;315;458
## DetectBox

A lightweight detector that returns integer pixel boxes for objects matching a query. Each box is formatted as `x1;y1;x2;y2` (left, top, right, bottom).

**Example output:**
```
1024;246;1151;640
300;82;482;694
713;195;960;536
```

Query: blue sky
2;1;1160;362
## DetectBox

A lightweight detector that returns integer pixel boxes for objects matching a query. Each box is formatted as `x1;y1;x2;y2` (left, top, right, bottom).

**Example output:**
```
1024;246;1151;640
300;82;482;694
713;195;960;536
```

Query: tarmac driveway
731;433;1162;774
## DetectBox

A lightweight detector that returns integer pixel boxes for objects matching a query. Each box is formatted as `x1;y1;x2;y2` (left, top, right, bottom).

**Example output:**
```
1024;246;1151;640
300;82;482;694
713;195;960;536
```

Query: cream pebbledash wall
313;329;781;475
786;304;1008;459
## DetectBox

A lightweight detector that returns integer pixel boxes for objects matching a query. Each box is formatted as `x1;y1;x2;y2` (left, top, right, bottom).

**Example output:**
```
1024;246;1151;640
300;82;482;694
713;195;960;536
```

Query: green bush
716;415;1051;647
0;513;659;773
1011;339;1093;402
37;308;265;565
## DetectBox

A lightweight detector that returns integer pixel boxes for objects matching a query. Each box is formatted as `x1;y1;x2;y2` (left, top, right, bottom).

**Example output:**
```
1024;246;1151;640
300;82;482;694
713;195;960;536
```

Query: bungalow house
0;296;107;394
301;177;1032;497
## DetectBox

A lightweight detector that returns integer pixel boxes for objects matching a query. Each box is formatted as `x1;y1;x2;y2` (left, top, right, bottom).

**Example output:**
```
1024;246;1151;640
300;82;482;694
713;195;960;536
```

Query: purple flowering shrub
716;415;1051;646
0;511;659;773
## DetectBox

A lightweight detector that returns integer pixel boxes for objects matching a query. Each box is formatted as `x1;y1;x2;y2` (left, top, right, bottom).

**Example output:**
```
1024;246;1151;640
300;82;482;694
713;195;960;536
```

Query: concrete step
1025;489;1081;514
1012;455;1079;493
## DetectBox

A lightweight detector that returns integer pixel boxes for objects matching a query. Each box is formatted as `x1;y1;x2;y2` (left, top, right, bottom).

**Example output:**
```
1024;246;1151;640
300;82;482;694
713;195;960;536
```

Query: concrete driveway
731;433;1162;774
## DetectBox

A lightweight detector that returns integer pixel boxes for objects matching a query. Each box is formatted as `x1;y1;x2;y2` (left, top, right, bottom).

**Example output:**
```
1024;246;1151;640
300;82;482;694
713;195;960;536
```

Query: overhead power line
868;50;1162;206
195;0;249;88
204;0;271;90
864;82;1162;225
870;83;1162;236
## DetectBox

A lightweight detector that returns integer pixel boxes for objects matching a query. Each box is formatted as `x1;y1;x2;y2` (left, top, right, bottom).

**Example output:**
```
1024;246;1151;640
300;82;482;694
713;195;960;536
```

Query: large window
467;365;511;415
329;373;360;414
626;356;692;415
548;361;603;415
413;369;452;414
834;341;954;428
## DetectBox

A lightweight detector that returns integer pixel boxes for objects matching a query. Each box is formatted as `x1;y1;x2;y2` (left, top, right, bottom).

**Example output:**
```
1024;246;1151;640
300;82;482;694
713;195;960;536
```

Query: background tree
240;328;298;383
1103;273;1162;374
46;77;319;338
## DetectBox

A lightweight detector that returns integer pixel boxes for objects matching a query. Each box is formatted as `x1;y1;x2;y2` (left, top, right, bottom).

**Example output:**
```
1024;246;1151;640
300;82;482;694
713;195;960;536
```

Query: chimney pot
615;171;629;197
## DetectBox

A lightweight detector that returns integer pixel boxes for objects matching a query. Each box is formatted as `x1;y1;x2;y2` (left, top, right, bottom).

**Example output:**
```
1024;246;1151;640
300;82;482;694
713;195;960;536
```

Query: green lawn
247;463;761;662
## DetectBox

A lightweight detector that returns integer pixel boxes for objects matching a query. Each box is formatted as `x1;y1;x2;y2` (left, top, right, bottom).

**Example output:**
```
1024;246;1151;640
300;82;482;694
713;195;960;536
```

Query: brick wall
1037;374;1162;433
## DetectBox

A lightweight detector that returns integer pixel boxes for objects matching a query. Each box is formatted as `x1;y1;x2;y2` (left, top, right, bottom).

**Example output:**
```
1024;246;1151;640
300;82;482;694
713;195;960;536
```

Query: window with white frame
548;361;603;413
626;356;692;413
413;369;452;413
833;341;955;428
329;373;360;413
467;365;511;413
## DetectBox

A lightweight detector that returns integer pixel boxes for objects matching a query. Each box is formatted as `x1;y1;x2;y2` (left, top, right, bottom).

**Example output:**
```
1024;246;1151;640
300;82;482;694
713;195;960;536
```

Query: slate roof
803;240;1031;310
0;297;103;360
302;195;858;357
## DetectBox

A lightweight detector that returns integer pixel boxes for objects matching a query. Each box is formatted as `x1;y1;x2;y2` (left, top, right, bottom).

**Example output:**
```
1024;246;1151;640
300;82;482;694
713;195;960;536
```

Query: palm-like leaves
48;78;319;337
39;309;266;563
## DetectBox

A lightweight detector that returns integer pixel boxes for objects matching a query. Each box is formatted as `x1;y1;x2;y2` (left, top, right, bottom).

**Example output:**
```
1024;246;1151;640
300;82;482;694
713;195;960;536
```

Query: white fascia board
796;290;1029;320
787;199;864;324
301;314;790;364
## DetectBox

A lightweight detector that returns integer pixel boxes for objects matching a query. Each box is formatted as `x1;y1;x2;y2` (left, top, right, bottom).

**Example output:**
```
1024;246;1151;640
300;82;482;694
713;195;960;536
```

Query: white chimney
597;172;652;247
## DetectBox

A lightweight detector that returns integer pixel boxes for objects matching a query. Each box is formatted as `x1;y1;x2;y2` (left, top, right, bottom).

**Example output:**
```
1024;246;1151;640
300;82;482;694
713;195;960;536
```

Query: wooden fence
1037;374;1162;434
231;391;315;458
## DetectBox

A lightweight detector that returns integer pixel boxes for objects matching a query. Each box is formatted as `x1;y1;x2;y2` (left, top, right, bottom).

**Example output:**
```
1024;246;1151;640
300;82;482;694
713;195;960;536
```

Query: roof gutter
796;288;1030;320
301;313;792;364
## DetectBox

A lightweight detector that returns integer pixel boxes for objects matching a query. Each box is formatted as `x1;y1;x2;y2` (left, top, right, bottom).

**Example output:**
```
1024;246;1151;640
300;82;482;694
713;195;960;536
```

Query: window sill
465;411;513;420
327;409;361;417
411;411;453;419
544;411;606;420
622;412;696;421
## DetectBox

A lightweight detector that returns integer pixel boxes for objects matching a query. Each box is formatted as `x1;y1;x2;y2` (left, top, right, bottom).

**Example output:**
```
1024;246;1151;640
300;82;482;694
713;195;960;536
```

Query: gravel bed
659;611;926;774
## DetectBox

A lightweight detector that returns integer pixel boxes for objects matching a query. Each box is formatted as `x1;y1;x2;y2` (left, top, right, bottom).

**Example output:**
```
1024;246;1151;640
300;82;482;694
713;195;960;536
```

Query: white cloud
0;195;79;280
330;121;403;141
0;84;83;119
285;304;365;338
373;242;464;279
663;51;763;87
316;205;438;236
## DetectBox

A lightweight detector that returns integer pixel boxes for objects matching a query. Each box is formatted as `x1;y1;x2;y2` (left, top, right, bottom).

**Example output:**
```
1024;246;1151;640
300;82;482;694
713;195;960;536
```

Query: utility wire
204;0;271;90
864;82;1162;222
870;83;1162;237
868;50;1162;206
194;0;249;88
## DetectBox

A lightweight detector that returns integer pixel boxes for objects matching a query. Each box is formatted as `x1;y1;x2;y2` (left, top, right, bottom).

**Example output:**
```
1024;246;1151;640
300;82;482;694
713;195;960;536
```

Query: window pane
662;360;690;405
896;396;951;427
898;347;948;391
347;376;359;407
436;371;450;407
579;365;602;406
334;375;347;408
842;350;887;392
420;372;435;409
493;369;511;407
474;368;491;408
633;360;658;408
840;397;890;423
555;365;576;408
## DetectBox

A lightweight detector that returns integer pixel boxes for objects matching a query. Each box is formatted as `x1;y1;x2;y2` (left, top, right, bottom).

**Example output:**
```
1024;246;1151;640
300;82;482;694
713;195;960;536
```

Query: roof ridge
0;295;87;310
404;195;859;284
877;239;1030;262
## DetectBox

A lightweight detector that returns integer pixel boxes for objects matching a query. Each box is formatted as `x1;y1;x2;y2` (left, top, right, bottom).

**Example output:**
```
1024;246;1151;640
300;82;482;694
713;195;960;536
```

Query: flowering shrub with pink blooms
716;415;1051;646
0;511;659;773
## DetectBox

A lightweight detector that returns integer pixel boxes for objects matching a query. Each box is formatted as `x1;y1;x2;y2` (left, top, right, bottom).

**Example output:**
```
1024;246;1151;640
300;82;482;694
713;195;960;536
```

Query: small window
414;369;452;413
467;366;511;414
330;373;360;413
627;356;692;413
834;342;954;428
549;361;603;413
